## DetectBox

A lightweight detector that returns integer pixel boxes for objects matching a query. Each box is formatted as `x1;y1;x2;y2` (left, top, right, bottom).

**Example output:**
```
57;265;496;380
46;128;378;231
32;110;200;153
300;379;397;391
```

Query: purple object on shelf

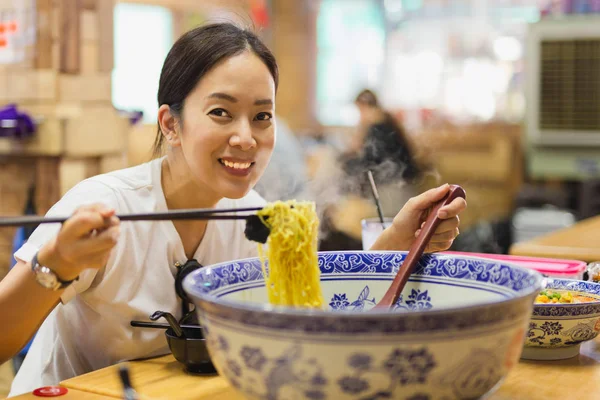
0;104;36;139
115;108;144;125
129;111;144;125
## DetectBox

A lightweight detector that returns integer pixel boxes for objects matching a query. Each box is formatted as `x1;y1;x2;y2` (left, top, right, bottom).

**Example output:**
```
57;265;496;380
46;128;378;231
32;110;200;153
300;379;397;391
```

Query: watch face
36;266;59;289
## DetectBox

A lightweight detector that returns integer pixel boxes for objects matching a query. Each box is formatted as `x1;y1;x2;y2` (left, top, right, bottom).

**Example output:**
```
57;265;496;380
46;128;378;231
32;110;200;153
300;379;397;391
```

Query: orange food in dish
535;289;598;304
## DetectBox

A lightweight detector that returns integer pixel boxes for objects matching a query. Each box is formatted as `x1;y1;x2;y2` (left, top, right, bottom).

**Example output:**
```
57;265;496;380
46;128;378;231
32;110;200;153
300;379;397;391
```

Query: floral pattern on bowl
184;251;543;399
329;286;432;312
204;325;523;400
523;278;600;361
188;252;540;335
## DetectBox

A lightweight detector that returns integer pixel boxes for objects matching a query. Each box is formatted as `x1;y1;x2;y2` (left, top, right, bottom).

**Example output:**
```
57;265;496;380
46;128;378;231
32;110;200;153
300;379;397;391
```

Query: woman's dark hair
152;23;279;158
355;89;379;108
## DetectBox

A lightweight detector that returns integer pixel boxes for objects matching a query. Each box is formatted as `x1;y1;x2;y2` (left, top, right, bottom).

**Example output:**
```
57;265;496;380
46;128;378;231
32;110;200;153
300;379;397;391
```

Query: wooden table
8;355;242;400
9;388;113;399
493;338;600;400
510;215;600;263
10;338;600;400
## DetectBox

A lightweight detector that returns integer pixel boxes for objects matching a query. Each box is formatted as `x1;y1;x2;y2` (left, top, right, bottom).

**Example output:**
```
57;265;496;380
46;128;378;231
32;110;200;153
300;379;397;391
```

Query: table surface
9;388;114;399
509;215;600;263
10;337;600;400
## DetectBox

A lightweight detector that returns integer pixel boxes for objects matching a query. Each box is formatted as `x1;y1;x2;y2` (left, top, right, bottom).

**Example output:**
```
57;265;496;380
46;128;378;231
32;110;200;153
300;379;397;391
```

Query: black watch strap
31;252;78;288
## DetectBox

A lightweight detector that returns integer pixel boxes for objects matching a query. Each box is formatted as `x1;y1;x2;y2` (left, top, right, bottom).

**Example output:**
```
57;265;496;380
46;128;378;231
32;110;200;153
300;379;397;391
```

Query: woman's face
178;51;276;200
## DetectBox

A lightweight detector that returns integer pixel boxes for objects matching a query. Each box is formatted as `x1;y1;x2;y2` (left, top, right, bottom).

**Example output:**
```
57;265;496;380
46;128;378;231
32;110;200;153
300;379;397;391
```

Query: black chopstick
367;170;386;230
0;206;264;228
130;321;203;330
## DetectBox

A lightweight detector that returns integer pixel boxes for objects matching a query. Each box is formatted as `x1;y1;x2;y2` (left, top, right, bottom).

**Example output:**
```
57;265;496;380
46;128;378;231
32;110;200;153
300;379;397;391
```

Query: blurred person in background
343;89;422;192
321;89;425;248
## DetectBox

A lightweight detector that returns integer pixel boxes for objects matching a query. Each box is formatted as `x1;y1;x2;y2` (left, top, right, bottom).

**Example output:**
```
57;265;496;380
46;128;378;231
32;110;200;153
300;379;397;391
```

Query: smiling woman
153;23;278;208
3;23;280;397
0;20;467;399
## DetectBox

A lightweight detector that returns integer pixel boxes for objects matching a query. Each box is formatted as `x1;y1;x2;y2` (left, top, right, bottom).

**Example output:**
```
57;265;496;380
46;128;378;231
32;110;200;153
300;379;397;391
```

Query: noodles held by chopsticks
256;200;324;309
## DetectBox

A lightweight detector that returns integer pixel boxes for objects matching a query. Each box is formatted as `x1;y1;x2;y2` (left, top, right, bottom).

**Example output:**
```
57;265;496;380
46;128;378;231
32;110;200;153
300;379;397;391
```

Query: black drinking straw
118;364;139;400
367;170;386;230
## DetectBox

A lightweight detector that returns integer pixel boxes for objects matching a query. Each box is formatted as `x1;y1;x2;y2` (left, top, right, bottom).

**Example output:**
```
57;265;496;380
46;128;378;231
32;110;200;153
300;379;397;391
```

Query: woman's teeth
221;160;252;169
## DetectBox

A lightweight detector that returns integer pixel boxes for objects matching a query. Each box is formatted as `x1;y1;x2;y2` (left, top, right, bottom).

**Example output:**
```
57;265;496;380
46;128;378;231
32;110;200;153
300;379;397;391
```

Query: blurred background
1;0;600;389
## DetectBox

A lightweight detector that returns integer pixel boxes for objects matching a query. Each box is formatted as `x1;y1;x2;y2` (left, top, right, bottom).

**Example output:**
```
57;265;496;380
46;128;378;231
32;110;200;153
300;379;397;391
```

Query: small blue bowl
523;278;600;361
184;251;542;400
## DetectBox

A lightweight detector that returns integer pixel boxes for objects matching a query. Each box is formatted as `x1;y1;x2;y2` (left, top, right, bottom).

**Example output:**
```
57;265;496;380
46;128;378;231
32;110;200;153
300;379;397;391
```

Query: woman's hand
36;204;121;281
370;184;467;252
0;203;120;364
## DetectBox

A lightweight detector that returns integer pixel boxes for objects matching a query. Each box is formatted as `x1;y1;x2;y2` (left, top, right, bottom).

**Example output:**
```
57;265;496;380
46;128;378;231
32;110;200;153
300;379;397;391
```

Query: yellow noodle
256;200;324;309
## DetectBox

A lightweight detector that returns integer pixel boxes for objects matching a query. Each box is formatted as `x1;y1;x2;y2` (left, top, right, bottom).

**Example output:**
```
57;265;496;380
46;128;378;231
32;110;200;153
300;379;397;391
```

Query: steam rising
253;122;437;243
253;119;508;254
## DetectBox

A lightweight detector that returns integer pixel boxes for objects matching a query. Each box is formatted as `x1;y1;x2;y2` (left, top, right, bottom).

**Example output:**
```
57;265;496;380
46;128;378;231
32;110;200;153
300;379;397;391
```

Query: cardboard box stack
0;0;128;278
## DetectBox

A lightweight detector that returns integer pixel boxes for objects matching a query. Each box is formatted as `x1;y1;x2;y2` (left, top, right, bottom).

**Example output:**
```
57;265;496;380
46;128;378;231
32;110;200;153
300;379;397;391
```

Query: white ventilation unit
526;17;600;147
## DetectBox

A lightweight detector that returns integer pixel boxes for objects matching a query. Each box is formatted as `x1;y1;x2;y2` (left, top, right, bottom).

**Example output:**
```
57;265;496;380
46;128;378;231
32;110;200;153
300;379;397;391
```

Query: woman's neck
160;153;218;259
161;154;221;210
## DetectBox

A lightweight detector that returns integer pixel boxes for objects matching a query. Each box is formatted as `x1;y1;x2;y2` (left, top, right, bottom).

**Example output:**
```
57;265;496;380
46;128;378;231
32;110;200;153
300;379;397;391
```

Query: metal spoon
149;311;184;338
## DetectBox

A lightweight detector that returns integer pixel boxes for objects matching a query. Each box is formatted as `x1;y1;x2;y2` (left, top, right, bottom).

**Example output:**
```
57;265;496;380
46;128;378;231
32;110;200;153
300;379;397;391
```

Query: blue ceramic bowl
523;278;600;361
183;251;542;400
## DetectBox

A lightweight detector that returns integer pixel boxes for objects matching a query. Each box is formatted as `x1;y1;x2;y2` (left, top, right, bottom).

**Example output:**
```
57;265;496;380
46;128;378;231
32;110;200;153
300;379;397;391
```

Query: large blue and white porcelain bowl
183;251;543;400
523;278;600;361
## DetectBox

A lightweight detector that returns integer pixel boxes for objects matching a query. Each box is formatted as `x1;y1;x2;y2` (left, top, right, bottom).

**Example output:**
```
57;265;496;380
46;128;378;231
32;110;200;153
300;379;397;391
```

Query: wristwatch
31;252;77;291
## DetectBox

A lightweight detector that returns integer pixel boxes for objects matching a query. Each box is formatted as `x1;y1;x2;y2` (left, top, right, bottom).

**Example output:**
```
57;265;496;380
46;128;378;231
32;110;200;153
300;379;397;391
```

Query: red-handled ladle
372;184;466;310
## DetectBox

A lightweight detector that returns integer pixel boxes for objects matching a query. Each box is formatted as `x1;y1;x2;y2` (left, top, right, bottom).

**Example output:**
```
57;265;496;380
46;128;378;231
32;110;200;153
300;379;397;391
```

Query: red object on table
32;386;68;397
